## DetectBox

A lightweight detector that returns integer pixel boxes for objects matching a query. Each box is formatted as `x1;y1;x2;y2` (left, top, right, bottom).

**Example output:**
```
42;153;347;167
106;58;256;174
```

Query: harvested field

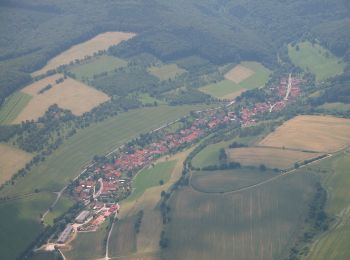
33;31;136;76
259;115;350;153
224;64;254;83
14;74;110;123
227;147;323;169
0;144;33;185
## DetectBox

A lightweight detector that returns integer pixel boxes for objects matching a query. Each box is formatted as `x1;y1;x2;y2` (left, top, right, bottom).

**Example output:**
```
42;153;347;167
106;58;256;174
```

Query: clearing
288;41;345;81
0;143;33;185
14;74;110;123
227;147;324;169
32;31;136;76
148;64;186;81
224;64;254;83
0;92;32;124
259;115;350;153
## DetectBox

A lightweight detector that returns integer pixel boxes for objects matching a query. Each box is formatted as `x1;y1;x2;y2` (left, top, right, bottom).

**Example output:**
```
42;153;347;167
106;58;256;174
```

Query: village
54;74;302;246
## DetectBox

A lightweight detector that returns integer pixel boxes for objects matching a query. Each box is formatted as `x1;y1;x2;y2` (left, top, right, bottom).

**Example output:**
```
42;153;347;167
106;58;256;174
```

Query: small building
75;210;90;224
57;224;73;244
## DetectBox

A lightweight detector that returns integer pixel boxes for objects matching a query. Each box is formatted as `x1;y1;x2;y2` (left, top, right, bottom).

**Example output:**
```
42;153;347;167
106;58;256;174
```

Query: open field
0;92;32;124
44;194;74;226
15;74;110;123
32;31;136;76
199;61;271;99
148;64;186;81
162;171;317;260
137;93;166;106
0;192;55;260
288;41;345;81
306;153;350;260
319;102;350;112
191;168;279;193
127;160;177;202
259;115;350;153
0;143;33;185
70;55;127;81
227;147;323;169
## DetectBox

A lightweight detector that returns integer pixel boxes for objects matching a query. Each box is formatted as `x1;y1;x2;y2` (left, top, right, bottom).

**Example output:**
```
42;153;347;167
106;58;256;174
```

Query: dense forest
0;0;349;105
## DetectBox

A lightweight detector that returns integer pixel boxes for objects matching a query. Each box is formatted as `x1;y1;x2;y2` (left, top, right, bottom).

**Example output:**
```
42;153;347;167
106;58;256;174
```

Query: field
0;92;32;124
32;31;136;76
227;147;323;169
306;153;350;260
69;55;127;81
191;168;279;193
288;41;345;81
148;64;186;81
199;61;271;99
43;194;74;226
0;192;55;260
259;115;350;153
14;74;110;123
127;160;177;202
319;102;350;112
137;93;166;106
0;143;33;185
162;171;317;260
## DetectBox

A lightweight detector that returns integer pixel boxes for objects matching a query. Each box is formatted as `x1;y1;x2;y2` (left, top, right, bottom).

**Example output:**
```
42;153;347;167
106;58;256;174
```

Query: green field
162;172;317;260
0;92;32;124
306;153;350;260
127;160;177;202
0;192;55;260
199;62;271;99
288;41;345;81
191;141;232;168
319;102;350;112
148;64;186;81
44;194;74;226
137;93;166;106
70;55;127;81
191;168;279;193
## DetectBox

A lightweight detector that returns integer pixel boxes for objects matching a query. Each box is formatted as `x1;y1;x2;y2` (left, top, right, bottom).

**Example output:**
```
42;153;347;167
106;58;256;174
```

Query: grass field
0;192;55;260
319;102;350;112
162;171;317;260
227;147;323;169
0;143;33;185
288;41;345;81
191;168;279;193
15;75;110;123
137;93;166;106
259;115;350;153
0;92;32;124
148;64;186;81
44;194;74;226
70;55;127;81
306;153;350;260
32;31;136;76
199;61;271;99
127;160;177;202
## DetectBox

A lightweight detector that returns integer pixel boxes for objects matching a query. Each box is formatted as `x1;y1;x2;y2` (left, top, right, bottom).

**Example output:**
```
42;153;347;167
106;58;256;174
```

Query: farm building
75;210;90;224
57;224;73;244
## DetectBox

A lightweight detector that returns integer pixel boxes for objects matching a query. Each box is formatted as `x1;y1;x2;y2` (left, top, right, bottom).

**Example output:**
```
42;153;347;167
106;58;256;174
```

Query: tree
159;179;164;185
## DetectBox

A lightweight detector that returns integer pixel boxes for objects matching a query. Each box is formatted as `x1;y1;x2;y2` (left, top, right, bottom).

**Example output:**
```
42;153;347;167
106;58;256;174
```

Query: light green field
199;61;271;99
138;93;166;105
70;55;127;81
288;41;345;81
319;102;350;112
148;64;186;81
0;192;55;260
44;194;74;226
306;153;350;260
0;92;32;124
127;160;177;201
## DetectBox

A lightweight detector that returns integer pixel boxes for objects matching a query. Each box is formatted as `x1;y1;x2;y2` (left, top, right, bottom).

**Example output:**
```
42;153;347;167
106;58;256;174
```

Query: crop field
32;31;136;76
259;115;350;153
127;160;177;202
199;62;271;99
15;75;110;123
227;147;323;169
69;55;127;81
288;41;345;81
0;192;55;260
306;153;350;260
148;64;186;81
0;92;32;124
162;172;317;260
191;168;279;193
0;144;33;185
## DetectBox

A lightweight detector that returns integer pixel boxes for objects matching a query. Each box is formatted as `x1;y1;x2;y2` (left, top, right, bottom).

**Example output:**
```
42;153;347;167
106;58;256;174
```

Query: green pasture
148;64;186;81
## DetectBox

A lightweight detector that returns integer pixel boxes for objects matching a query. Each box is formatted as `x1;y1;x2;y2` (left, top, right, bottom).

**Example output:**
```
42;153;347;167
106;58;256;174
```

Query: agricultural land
0;92;32;125
148;64;187;81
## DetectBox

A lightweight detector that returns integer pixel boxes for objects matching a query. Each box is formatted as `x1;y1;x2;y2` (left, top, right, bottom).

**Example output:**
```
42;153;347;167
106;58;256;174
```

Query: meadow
148;64;186;81
0;92;32;124
259;115;350;153
32;31;136;76
319;102;350;113
288;41;345;81
163;171;317;260
43;194;74;226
